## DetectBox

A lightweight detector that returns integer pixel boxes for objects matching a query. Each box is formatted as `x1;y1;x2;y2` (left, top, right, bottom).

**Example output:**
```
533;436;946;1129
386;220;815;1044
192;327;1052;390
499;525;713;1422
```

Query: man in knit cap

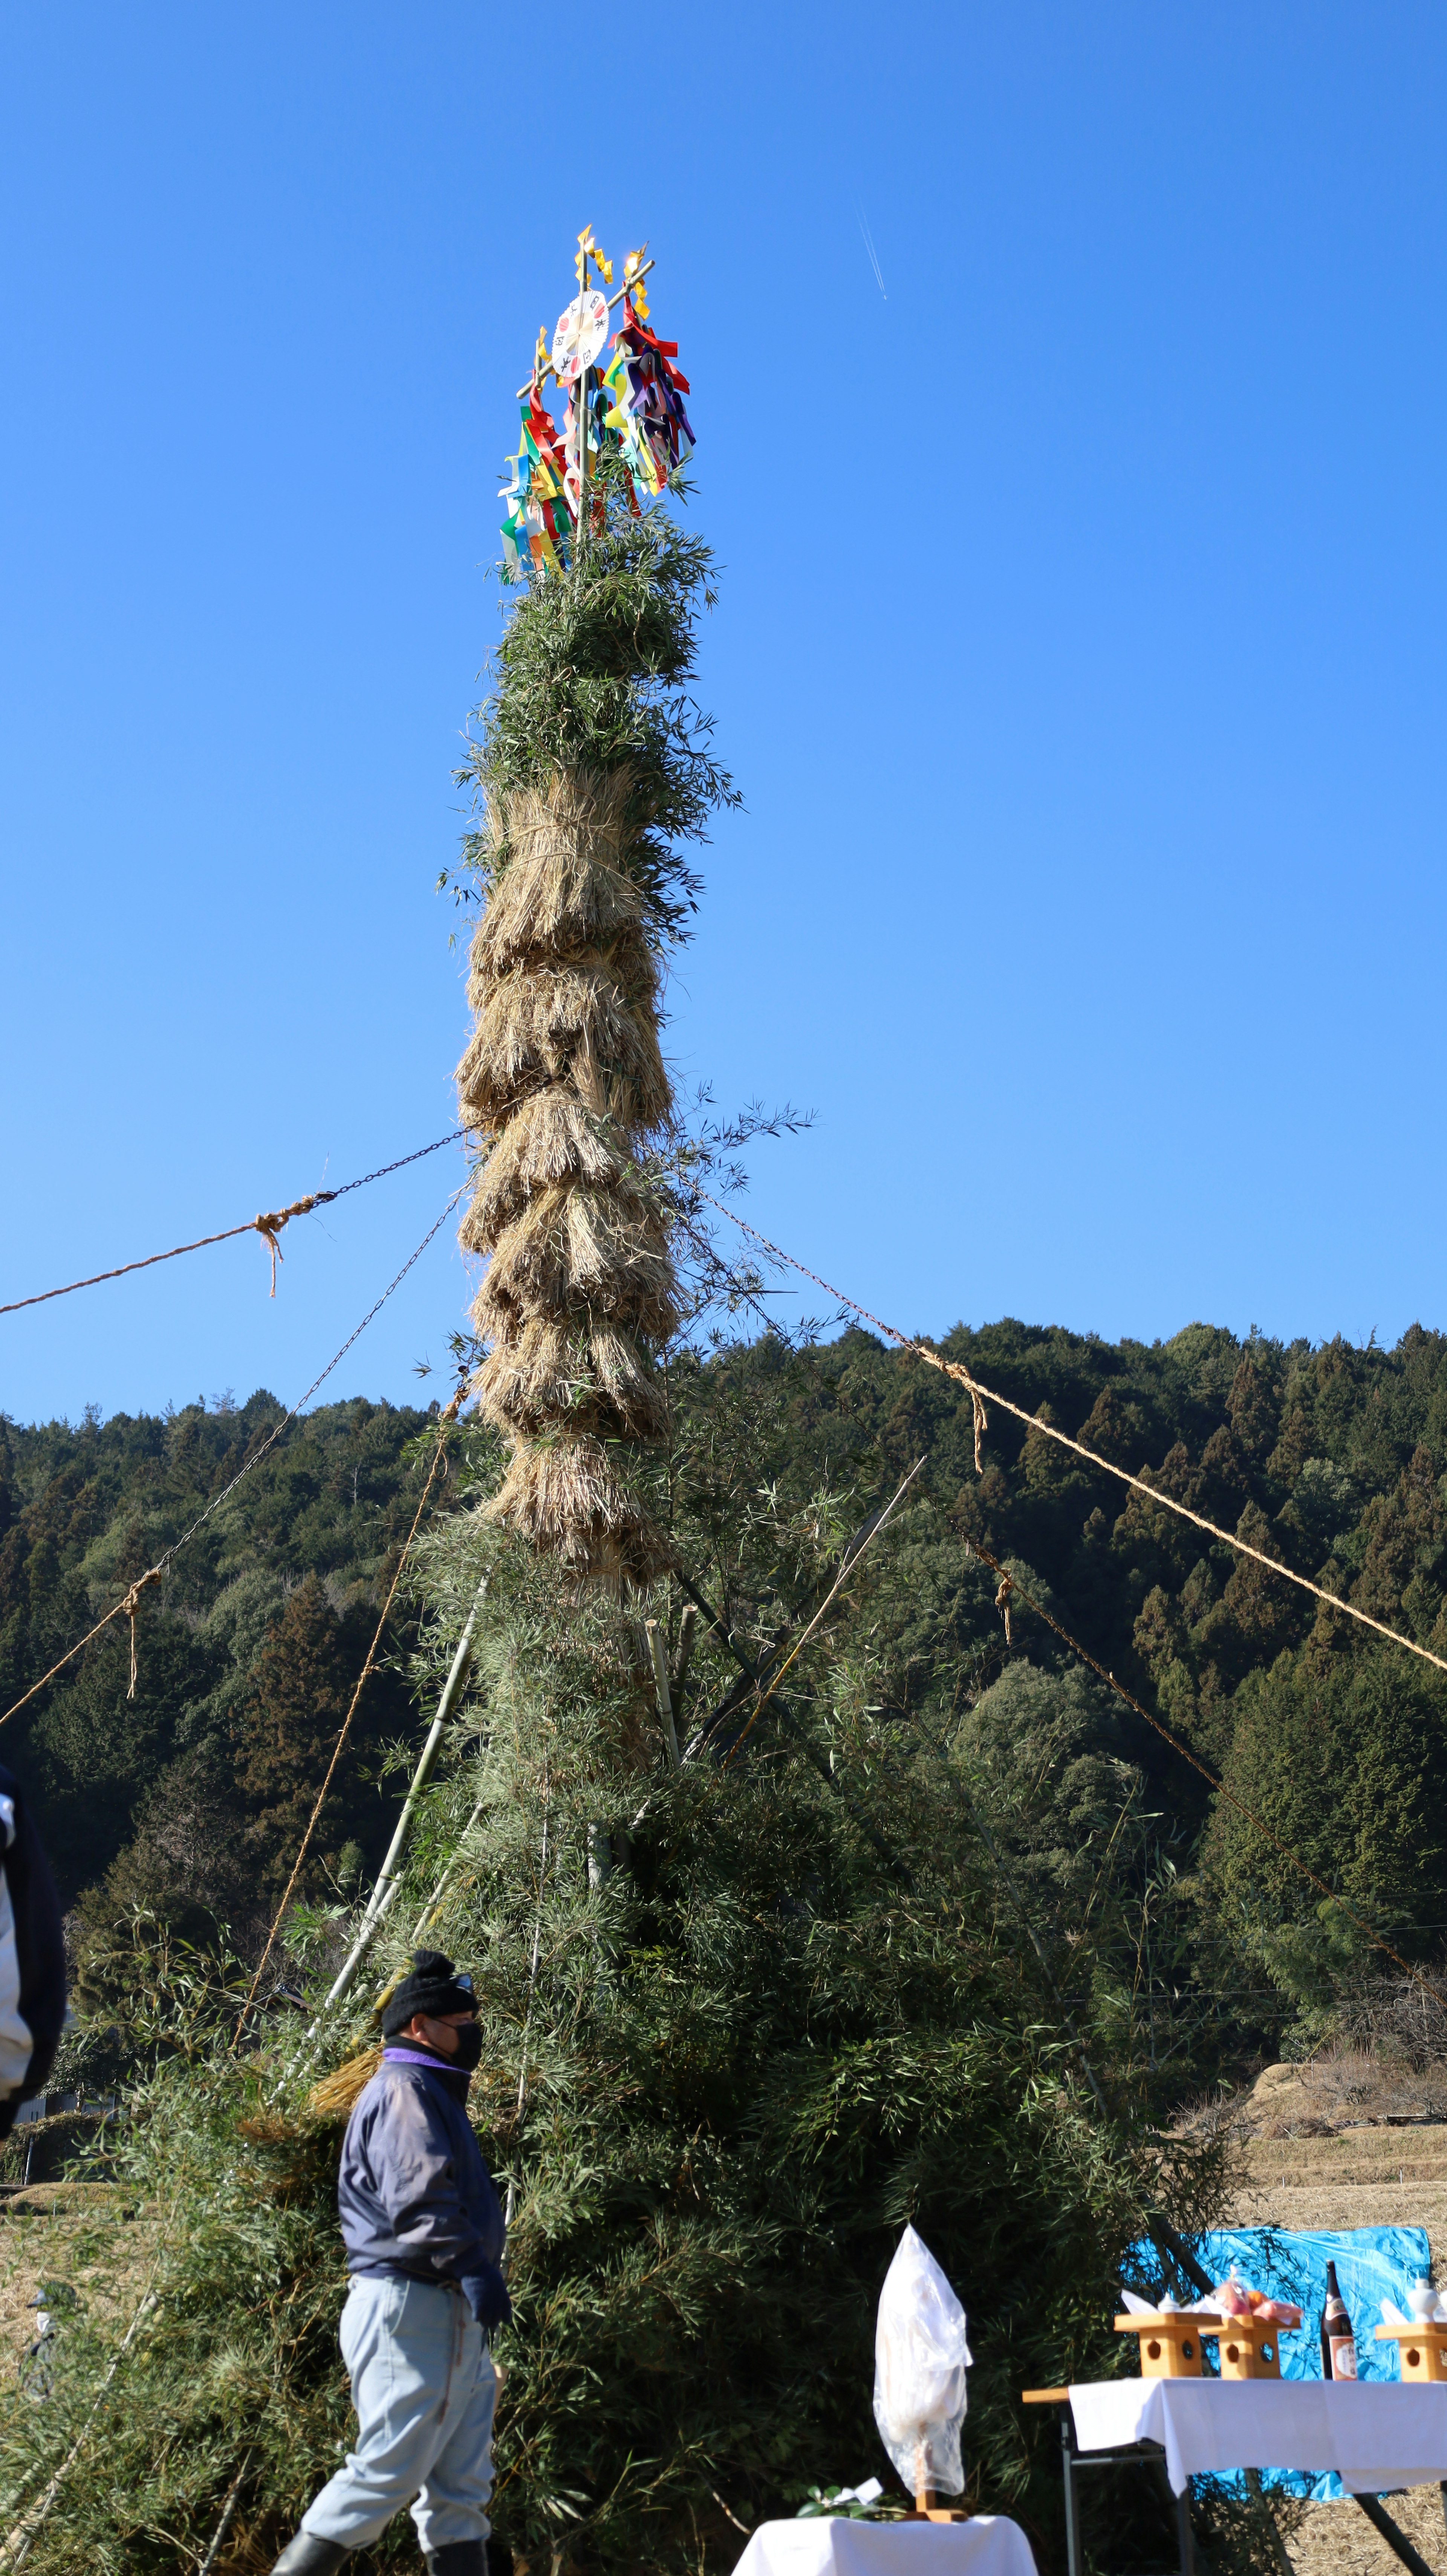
271;1950;509;2576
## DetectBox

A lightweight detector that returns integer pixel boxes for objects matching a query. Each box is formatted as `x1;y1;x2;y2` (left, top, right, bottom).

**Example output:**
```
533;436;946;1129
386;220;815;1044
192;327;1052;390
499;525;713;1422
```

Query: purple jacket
338;2046;510;2332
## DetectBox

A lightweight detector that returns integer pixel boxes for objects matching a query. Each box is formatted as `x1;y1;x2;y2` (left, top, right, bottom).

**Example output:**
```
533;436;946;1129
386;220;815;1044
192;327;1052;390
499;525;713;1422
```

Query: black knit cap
381;1948;477;2039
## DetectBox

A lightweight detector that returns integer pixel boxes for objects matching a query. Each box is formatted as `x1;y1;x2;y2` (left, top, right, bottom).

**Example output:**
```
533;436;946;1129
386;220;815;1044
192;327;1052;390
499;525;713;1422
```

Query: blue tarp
1127;2225;1432;2498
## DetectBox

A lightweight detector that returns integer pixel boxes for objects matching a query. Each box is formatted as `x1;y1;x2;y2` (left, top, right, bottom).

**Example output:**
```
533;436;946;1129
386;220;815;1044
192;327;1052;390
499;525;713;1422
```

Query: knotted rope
700;1192;1447;1684
0;1189;465;1730
1;1131;463;1316
993;1571;1014;1647
120;1567;163;1700
252;1193;327;1295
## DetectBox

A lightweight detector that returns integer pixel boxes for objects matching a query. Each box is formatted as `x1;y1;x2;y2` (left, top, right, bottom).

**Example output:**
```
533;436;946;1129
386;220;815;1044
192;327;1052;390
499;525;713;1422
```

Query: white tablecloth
1069;2379;1447;2496
730;2516;1038;2576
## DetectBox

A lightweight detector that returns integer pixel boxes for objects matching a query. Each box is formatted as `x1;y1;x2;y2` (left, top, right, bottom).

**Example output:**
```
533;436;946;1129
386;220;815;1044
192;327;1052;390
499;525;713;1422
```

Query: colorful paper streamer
500;279;694;573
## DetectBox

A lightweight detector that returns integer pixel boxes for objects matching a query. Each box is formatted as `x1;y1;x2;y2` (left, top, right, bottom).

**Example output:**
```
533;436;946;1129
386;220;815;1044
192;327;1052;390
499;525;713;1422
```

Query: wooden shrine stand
1112;2312;1214;2377
1375;2321;1447;2382
1112;2308;1289;2380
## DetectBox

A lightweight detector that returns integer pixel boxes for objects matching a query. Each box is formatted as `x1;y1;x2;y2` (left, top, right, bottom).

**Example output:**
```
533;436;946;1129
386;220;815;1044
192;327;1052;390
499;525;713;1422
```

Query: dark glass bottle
1320;2261;1357;2381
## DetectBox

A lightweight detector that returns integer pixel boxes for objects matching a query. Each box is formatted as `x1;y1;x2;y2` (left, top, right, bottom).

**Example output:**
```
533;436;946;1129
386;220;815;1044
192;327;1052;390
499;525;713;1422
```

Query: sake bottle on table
1320;2263;1357;2380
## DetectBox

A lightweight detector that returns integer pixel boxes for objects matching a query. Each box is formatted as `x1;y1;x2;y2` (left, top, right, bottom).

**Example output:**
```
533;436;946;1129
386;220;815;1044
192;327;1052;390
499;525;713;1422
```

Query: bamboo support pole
361;1802;489;2037
671;1602;697;1716
645;1617;680;1767
409;1800;486;1943
323;1574;488;2009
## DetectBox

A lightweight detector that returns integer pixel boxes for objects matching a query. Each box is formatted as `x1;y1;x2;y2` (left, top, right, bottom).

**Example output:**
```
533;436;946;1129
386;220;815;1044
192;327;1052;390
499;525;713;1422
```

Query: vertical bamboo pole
671;1602;698;1714
505;1774;551;2230
323;1574;488;2009
645;1618;679;1767
569;355;579;551
575;238;589;561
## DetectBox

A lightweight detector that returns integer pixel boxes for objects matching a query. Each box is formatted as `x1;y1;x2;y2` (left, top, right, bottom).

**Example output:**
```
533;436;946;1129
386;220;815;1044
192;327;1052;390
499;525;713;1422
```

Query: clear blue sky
4;4;1445;1428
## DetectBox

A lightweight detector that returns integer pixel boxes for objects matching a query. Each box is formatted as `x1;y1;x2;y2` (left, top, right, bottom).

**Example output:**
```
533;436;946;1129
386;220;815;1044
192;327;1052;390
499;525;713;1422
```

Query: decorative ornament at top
551;289;610;387
499;231;688;580
574;223;612;289
622;244;650;322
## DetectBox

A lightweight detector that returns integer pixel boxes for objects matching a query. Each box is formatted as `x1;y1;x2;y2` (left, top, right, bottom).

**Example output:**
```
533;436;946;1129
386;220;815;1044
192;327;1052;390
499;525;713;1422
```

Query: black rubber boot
270;2535;350;2574
426;2544;488;2576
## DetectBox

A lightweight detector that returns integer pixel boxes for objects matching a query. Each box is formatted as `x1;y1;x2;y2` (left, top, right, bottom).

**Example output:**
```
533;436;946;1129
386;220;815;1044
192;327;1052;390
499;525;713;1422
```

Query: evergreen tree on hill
235;1569;405;1902
0;1392;436;1917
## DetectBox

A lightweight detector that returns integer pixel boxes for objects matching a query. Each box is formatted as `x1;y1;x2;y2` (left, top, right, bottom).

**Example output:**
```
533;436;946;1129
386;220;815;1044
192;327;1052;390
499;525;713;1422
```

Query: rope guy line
0;1186;465;1732
1;1131;464;1316
699;1192;1447;1683
960;1525;1447;2019
234;1390;463;2042
713;1455;927;1769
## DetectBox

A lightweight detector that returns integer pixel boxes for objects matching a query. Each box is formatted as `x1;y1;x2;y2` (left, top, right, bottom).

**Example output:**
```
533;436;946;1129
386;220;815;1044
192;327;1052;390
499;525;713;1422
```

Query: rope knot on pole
120;1567;163;1700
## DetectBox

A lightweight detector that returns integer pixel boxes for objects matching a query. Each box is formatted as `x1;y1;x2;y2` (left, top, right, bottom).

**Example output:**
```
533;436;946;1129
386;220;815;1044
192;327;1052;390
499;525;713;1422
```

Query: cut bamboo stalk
645;1616;679;1767
671;1602;697;1713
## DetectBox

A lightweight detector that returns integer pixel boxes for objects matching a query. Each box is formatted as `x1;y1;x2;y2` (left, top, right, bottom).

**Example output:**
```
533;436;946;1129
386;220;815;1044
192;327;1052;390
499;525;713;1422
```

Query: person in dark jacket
272;1950;510;2576
0;1761;66;2142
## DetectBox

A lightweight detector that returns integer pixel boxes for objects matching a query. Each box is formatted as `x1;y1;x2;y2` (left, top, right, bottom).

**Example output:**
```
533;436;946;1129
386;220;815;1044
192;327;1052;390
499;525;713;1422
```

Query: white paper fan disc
552;289;610;385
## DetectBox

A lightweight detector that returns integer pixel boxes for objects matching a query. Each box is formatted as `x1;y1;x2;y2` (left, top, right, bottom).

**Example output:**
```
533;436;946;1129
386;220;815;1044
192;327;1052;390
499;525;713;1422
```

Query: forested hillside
5;1309;1446;2077
0;1390;446;1970
684;1311;1447;2066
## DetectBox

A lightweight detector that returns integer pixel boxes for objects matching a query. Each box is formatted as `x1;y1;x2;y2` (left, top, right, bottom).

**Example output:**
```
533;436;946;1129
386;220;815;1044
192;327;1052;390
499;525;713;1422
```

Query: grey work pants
302;2274;496;2554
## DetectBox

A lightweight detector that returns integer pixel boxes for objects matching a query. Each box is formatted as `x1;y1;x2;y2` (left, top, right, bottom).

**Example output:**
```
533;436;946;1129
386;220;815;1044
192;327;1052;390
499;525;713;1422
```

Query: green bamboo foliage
0;1364;1241;2576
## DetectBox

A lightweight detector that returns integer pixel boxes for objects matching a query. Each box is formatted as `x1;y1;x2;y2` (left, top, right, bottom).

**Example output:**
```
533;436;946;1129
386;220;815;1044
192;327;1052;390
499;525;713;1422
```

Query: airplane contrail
855;203;887;299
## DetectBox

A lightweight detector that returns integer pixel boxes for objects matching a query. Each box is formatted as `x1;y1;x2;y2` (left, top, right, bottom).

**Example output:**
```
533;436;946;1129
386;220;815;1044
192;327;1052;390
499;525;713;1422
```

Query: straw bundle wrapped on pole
457;764;678;1587
454;469;734;1588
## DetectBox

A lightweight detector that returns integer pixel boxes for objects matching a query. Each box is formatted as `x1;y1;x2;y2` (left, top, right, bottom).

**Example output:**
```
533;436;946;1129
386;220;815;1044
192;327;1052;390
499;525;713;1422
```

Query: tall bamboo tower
455;235;707;1591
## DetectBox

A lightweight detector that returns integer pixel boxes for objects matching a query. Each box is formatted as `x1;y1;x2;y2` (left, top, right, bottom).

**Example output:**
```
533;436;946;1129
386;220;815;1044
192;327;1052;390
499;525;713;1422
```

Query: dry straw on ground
457;767;678;1588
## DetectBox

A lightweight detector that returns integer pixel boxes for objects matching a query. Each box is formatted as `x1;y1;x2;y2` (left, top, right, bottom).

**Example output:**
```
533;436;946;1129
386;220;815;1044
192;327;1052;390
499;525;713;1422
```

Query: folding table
1023;2380;1447;2576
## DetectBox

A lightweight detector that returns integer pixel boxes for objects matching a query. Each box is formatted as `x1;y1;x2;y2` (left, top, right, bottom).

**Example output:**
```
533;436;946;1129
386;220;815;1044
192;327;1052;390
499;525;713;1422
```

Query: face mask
450;2020;484;2072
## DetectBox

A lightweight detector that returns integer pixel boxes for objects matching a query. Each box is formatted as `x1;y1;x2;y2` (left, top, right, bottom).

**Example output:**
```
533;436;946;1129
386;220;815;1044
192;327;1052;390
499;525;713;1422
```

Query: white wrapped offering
872;2224;973;2500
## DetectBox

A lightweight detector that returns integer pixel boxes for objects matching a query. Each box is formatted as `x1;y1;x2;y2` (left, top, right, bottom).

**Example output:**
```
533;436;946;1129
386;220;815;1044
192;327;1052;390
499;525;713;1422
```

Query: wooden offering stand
909;2448;971;2522
910;2489;971;2524
1375;2321;1447;2383
1199;2312;1289;2380
1114;2312;1215;2378
1115;2310;1294;2380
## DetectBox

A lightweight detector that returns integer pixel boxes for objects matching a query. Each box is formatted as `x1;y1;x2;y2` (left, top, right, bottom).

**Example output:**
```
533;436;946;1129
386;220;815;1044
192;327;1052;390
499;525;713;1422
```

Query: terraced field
1223;2060;1447;2576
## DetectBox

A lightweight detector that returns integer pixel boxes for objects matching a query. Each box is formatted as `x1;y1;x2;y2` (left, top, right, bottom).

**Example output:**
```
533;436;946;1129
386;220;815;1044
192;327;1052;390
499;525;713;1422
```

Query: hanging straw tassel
120;1567;162;1700
252;1193;328;1297
994;1572;1014;1649
972;1385;988;1476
